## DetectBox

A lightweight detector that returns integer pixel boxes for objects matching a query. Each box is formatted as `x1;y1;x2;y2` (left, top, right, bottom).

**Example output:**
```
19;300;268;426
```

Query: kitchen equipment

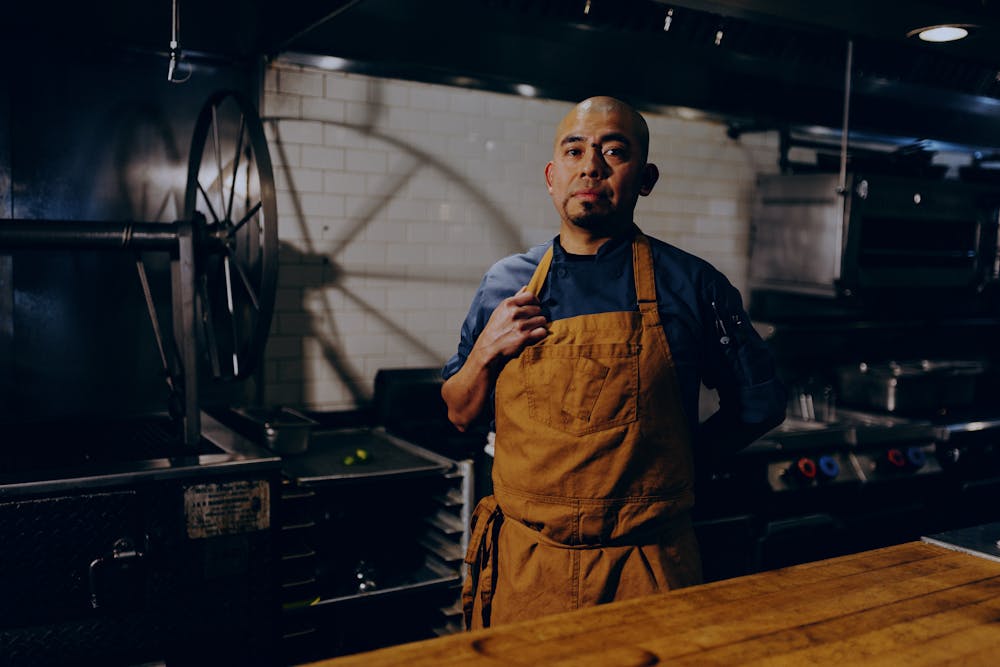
695;406;951;579
836;359;988;413
0;413;281;667
923;522;1000;564
272;368;482;662
228;406;317;455
0;90;281;665
278;425;473;662
0;90;278;446
750;172;1000;297
787;380;837;423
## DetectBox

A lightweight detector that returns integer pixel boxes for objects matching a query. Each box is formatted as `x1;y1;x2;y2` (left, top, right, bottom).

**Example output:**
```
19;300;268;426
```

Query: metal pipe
837;38;854;195
0;219;225;252
171;219;201;447
0;220;179;250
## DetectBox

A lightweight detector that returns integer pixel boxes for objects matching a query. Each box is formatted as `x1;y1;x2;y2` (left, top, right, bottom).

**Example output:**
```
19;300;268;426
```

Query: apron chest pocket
521;343;639;436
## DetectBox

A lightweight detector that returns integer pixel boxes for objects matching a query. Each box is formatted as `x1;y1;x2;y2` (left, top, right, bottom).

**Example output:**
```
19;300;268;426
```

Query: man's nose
581;148;608;177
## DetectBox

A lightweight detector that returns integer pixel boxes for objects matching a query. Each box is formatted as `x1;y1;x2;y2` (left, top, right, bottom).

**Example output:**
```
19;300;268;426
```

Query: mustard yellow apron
463;233;702;629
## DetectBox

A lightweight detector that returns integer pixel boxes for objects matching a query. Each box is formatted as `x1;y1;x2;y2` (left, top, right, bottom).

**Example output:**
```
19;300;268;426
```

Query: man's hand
475;287;549;362
441;288;549;432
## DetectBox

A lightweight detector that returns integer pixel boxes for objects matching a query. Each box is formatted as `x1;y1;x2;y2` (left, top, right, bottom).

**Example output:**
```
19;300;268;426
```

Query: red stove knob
787;457;818;482
884;448;907;470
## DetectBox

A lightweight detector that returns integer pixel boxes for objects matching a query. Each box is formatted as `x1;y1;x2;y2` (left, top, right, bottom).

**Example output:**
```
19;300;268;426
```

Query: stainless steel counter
924;521;1000;564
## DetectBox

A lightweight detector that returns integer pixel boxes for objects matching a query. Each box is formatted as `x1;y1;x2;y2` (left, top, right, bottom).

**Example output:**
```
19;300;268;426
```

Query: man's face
544;108;657;235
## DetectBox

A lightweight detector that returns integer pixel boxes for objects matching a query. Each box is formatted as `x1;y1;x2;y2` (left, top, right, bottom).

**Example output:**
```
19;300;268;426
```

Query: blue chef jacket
442;225;786;448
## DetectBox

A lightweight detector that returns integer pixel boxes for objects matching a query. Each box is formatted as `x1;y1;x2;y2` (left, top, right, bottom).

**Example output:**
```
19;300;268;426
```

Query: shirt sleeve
441;274;492;381
700;273;786;428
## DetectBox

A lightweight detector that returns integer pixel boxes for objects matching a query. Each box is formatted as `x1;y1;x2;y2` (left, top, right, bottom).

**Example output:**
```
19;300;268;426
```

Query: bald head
545;96;659;251
554;96;650;163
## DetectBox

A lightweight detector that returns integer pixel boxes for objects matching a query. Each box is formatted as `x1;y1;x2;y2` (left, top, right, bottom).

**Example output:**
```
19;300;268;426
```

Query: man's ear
639;163;659;196
544;162;554;193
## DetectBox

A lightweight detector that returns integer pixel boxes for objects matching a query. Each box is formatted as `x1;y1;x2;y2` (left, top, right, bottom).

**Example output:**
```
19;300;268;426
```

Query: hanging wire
167;0;191;83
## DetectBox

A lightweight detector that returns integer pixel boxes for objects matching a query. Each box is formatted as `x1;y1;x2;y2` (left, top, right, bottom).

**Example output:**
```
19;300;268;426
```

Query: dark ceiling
10;0;1000;150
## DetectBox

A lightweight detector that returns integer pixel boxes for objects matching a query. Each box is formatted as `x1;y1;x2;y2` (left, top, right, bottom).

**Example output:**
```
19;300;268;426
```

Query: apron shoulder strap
632;232;658;307
525;245;555;297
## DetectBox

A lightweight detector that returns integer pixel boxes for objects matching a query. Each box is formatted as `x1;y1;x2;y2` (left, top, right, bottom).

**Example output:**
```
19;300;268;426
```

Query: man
442;96;785;629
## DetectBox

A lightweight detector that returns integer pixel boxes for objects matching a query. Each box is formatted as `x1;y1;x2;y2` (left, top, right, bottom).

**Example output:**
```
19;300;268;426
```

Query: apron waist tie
502;508;693;550
462;495;503;629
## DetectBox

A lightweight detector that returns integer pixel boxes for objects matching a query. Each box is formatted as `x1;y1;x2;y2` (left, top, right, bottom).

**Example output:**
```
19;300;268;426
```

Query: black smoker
0;88;282;666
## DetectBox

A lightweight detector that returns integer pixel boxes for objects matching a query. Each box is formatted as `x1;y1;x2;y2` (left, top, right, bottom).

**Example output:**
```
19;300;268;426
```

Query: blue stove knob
905;446;927;470
817;455;840;480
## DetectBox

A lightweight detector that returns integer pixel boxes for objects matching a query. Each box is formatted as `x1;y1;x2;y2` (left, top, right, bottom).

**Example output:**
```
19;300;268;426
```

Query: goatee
565;204;624;237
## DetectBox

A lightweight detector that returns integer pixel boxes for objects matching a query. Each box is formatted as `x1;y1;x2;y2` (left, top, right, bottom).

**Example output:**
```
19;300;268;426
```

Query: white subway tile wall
262;64;780;411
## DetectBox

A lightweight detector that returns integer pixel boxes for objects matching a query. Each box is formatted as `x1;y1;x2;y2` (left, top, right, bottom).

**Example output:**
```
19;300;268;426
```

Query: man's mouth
573;189;607;202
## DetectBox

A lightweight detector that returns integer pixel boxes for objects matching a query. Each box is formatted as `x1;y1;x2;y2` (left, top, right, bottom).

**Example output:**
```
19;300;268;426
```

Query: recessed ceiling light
317;56;349;70
907;24;972;42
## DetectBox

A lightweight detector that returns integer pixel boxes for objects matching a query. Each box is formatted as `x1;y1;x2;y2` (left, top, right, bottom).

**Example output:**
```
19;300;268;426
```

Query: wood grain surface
304;542;1000;666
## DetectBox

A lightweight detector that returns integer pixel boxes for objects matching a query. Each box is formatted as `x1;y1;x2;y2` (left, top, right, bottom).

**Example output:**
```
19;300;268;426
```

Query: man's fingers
520;316;548;331
528;326;549;340
509;289;539;306
514;304;543;319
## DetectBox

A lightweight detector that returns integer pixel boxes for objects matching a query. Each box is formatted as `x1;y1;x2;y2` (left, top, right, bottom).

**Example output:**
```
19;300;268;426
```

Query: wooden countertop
305;541;1000;666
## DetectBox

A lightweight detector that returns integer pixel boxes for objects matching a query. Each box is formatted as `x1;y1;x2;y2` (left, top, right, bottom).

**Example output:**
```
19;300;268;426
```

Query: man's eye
566;148;582;156
605;147;627;157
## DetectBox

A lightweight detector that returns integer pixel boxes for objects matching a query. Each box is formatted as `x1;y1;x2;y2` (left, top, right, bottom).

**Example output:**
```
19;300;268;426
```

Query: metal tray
836;359;987;413
281;427;451;485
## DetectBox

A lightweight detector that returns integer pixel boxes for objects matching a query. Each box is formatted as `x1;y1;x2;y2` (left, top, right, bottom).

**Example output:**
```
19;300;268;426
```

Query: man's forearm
441;348;498;432
442;288;549;431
